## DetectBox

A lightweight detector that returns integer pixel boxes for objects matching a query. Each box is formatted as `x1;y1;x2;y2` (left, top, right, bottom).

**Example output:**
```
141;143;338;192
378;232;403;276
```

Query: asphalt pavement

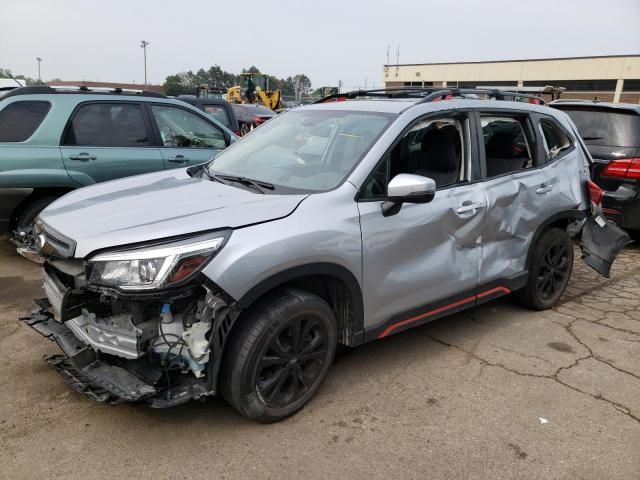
1;235;639;479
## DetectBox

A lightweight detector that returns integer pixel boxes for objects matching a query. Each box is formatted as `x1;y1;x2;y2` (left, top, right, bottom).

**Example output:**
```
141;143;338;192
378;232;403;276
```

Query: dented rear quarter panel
478;146;588;283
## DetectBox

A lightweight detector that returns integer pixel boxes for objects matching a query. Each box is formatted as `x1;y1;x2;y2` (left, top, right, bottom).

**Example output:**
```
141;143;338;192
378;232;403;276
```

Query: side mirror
382;173;436;216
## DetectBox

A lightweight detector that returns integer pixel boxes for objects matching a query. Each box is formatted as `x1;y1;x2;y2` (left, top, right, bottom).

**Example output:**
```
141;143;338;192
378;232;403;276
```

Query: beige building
384;54;640;103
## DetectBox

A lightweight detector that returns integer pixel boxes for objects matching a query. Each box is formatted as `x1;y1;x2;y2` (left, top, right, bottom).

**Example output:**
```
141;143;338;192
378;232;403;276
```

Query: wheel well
238;269;364;347
10;187;73;230
525;210;585;271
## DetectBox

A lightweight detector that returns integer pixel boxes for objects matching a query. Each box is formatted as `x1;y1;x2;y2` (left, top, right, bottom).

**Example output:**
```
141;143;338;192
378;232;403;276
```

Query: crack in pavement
423;332;640;424
565;320;640;382
557;262;640;307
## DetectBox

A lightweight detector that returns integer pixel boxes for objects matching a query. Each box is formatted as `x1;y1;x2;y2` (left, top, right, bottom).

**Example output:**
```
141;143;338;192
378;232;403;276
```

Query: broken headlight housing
86;231;230;291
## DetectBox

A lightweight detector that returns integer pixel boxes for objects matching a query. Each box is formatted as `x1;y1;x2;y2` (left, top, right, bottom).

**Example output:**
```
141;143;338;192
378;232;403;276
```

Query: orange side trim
377;286;511;339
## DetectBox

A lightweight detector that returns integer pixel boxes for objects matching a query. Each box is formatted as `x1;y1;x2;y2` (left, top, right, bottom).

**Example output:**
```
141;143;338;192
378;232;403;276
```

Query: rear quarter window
0;101;51;142
539;117;572;162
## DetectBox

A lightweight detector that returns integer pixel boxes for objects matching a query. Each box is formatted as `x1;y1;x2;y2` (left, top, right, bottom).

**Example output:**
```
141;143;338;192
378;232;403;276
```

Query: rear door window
558;108;640;147
481;115;534;177
0;101;51;142
203;104;230;127
64;103;150;146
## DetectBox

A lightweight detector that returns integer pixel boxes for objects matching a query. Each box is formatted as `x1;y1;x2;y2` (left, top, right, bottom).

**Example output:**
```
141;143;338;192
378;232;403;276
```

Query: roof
303;99;415;114
49;80;163;93
0;85;166;100
383;53;640;67
302;98;560;117
550;100;640;113
179;97;231;106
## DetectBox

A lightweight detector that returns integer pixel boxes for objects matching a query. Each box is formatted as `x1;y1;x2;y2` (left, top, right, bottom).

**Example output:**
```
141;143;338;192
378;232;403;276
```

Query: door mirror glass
387;173;436;203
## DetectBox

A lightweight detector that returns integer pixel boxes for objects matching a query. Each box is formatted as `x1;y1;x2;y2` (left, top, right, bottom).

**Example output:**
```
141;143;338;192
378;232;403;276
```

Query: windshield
207;109;395;192
559;107;640;147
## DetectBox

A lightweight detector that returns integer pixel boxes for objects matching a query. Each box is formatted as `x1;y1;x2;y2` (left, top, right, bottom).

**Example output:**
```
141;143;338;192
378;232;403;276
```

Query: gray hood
40;169;307;257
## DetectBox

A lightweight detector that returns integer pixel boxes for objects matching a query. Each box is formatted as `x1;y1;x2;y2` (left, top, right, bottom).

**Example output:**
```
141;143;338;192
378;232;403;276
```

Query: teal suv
0;86;237;234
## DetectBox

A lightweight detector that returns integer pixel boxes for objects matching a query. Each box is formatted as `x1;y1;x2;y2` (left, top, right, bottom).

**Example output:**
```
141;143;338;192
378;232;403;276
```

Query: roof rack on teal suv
0;85;237;236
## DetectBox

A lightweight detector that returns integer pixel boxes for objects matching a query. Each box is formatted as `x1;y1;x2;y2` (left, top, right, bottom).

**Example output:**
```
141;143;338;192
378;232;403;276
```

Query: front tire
221;289;337;423
514;227;573;310
14;196;58;231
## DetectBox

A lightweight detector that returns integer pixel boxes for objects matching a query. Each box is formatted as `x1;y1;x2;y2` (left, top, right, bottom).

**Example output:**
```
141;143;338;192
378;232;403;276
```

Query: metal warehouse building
383;54;640;103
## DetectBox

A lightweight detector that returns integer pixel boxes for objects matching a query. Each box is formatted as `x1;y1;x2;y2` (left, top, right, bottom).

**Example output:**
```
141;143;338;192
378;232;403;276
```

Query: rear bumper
21;304;212;407
602;186;640;231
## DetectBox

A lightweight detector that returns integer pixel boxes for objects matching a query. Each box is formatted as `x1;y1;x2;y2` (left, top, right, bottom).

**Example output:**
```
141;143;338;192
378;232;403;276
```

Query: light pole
36;57;42;83
140;41;149;86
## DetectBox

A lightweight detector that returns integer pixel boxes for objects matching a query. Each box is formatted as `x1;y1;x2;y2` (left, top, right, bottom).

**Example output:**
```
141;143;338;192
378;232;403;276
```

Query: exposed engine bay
23;258;239;407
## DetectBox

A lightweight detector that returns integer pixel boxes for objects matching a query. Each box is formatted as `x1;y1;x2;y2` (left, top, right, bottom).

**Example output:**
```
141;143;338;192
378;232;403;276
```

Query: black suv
551;101;640;235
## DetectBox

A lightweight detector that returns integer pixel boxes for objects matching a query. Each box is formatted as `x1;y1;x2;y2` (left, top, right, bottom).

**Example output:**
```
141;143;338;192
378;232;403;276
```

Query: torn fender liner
581;216;632;278
22;307;157;403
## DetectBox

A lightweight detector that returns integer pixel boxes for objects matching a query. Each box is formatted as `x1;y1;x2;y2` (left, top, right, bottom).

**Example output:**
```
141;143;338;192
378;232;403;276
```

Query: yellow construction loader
226;72;281;110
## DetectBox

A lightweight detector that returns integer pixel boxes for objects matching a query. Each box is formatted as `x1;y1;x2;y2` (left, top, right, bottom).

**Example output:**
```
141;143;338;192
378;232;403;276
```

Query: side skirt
363;274;528;342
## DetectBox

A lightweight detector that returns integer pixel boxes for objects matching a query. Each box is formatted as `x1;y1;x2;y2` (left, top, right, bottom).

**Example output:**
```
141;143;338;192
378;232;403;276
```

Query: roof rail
313;87;547;105
548;98;598;104
1;85;166;99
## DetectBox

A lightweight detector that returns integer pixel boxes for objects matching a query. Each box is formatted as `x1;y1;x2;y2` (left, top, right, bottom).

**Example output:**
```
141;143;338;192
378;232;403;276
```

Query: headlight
87;231;229;291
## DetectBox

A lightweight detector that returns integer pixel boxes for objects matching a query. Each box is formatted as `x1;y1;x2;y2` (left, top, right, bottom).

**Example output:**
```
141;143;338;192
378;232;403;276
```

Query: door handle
536;184;554;194
168;155;190;163
68;153;97;161
456;202;484;214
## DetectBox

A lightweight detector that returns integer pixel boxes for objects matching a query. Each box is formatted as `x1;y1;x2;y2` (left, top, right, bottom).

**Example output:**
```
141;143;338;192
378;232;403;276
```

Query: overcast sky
1;0;639;90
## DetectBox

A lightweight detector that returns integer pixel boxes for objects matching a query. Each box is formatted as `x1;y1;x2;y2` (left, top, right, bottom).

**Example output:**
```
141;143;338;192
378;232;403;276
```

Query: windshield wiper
213;174;275;194
196;167;227;184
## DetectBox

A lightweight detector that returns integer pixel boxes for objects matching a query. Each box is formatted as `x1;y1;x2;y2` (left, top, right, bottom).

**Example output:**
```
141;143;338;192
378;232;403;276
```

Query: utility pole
36;57;42;83
140;40;149;86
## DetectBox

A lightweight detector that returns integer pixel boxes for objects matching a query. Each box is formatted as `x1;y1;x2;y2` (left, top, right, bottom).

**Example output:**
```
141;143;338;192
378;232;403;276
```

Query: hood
39;168;307;257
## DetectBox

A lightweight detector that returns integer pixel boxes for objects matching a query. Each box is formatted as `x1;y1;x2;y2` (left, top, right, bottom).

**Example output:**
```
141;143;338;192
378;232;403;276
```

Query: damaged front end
22;228;241;408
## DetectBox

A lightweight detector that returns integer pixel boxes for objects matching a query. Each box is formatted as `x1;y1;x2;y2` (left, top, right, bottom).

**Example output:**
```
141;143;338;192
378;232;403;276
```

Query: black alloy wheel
514;227;574;310
221;289;337;422
535;240;571;301
255;317;328;408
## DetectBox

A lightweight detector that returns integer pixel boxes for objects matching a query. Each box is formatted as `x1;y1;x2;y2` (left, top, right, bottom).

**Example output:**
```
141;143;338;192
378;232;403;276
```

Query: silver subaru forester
23;88;629;422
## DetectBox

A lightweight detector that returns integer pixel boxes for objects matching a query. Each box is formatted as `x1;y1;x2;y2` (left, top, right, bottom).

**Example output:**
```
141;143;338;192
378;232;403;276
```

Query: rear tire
220;289;337;423
514;227;573;310
239;122;251;136
14;196;58;231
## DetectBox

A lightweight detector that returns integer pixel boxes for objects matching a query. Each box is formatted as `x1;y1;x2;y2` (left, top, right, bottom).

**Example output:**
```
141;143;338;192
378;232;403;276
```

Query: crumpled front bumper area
21;302;210;408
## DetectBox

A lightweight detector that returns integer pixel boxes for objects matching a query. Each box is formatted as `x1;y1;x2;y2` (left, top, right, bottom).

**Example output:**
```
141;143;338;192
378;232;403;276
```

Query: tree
162;65;313;100
163;74;190;96
292;74;312;93
0;68;39;85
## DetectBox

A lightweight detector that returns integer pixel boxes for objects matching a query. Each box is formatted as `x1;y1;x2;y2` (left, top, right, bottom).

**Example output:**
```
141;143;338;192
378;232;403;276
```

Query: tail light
601;158;640;179
254;116;265;125
588;180;604;206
